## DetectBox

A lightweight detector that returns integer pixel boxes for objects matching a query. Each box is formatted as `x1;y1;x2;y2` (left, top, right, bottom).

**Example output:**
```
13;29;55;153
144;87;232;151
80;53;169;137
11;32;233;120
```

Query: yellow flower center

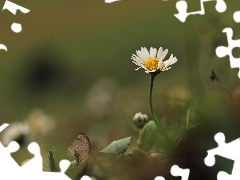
144;58;159;71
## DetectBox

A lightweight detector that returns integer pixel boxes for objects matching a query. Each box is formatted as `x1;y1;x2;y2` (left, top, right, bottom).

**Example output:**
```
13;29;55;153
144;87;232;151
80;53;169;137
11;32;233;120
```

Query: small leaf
47;150;59;172
66;160;89;180
137;121;164;152
100;137;132;155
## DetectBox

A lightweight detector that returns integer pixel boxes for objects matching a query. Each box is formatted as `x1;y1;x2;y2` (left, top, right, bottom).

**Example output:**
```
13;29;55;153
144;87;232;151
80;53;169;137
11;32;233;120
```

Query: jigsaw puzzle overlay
215;12;240;78
174;0;226;23
105;0;121;3
175;0;240;78
205;132;240;180
0;0;30;51
2;1;240;179
154;165;190;180
154;132;240;180
0;123;92;180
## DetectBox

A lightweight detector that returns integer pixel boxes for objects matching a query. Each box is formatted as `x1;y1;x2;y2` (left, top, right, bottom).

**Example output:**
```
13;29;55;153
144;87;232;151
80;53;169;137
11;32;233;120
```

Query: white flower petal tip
131;47;178;73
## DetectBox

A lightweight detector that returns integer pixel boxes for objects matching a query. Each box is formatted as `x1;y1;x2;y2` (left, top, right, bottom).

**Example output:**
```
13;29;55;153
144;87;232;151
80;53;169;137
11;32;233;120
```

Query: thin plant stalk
186;109;191;128
149;73;173;147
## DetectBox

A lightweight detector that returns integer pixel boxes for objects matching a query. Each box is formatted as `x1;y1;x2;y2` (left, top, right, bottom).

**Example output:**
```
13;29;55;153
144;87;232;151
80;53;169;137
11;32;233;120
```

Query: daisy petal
132;60;142;66
157;47;163;59
162;67;171;71
164;55;177;67
141;47;150;60
158;61;163;70
131;54;144;63
136;50;146;60
149;47;157;58
169;58;177;66
159;49;168;60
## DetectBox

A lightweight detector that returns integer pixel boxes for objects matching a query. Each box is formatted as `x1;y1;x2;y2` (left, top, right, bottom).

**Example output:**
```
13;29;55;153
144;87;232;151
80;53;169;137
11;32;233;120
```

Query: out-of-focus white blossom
0;121;29;146
26;109;55;135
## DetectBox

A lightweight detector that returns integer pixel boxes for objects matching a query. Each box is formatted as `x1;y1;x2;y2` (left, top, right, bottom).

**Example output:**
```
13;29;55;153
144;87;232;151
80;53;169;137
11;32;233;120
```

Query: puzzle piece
0;1;30;52
0;123;20;173
154;176;165;180
204;132;240;180
215;10;240;78
0;141;72;180
21;142;43;172
2;0;30;40
80;175;93;180
11;22;22;33
215;27;240;78
233;11;240;23
171;165;190;180
174;0;227;22
38;160;72;180
0;123;75;180
154;164;190;180
0;44;7;51
2;0;30;15
105;0;121;3
0;123;9;132
0;141;20;174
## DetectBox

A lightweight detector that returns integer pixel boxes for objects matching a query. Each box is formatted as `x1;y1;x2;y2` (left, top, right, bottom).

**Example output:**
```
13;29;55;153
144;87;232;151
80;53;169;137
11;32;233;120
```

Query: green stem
149;74;155;121
149;74;173;147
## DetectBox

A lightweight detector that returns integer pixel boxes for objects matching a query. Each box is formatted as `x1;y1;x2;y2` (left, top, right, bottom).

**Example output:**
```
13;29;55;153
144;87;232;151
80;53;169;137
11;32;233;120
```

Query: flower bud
132;112;149;129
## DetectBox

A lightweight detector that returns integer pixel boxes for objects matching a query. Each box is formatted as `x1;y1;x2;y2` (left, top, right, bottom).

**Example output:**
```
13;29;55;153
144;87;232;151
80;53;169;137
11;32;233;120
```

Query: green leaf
137;121;164;152
66;160;89;180
100;137;132;155
47;150;59;172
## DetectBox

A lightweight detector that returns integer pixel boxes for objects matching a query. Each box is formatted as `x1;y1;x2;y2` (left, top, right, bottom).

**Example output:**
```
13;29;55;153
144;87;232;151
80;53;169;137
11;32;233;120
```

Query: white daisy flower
131;47;178;73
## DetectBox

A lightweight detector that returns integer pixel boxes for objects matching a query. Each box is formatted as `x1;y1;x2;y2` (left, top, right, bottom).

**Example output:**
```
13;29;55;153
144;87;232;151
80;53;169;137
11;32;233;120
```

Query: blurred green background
1;0;240;174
